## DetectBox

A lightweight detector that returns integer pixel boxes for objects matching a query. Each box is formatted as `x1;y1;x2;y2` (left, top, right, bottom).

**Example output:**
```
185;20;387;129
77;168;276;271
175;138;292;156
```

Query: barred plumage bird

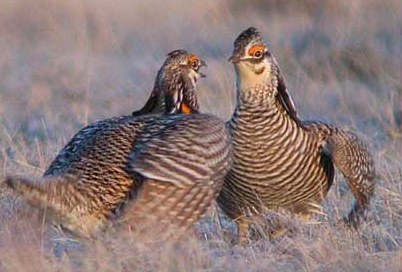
46;50;206;178
5;50;232;240
217;27;376;243
132;49;206;116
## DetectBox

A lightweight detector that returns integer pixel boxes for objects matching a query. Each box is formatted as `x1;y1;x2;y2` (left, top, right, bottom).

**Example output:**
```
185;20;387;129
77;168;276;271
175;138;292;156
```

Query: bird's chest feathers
232;110;321;163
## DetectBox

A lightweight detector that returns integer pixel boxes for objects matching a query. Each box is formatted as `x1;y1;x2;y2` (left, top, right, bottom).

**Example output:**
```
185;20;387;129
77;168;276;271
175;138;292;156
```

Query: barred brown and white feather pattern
4;50;228;240
115;116;232;238
130;116;232;189
6;114;232;239
111;179;218;241
119;114;232;237
218;86;333;220
218;27;376;242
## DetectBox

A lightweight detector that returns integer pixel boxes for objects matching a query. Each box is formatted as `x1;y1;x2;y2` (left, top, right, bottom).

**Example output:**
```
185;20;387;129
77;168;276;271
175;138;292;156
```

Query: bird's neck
163;73;199;115
232;73;297;130
234;67;279;110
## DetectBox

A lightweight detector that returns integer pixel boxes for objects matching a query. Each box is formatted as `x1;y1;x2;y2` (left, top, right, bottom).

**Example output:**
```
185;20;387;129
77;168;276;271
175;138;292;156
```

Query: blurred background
1;0;401;220
0;0;400;137
0;0;401;219
0;0;401;270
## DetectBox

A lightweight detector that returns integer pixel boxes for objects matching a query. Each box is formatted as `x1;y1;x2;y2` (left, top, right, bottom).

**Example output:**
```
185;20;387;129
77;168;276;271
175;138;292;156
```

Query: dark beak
228;54;241;63
199;59;207;67
199;59;207;78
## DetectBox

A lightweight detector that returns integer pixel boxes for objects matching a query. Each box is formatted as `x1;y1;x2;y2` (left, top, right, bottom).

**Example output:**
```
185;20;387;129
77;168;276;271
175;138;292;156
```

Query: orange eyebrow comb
188;55;200;63
247;45;266;56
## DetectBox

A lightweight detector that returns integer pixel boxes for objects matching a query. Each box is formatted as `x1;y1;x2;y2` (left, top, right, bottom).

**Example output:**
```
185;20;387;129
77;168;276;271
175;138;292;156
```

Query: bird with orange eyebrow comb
132;50;206;116
4;50;232;241
217;27;376;244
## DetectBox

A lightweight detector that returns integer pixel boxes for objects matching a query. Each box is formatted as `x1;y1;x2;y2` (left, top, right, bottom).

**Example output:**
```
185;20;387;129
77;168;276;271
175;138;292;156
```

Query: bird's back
44;116;138;177
11;113;232;238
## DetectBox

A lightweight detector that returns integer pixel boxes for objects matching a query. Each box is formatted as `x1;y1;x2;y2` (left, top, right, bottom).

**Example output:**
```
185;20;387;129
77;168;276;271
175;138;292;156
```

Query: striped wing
44;115;132;177
323;130;376;226
129;114;232;188
115;179;216;240
124;114;232;236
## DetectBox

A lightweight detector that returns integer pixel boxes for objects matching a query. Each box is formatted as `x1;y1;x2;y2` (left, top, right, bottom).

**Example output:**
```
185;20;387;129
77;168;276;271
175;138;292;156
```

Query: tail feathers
4;175;83;222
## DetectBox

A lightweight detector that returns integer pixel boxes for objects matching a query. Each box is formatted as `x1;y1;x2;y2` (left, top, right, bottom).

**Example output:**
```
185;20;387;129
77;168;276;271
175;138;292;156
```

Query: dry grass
0;0;401;271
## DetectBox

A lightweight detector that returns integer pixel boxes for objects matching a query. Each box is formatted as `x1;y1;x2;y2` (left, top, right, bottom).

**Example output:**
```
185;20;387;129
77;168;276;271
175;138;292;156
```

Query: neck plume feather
132;88;161;116
276;74;305;128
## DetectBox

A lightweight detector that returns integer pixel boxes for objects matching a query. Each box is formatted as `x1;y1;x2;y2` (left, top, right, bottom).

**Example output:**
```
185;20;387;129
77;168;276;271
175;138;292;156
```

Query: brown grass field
0;0;401;271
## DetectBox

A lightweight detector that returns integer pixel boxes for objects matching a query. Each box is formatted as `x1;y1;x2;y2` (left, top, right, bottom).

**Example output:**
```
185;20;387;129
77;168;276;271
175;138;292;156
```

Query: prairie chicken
217;27;376;243
5;51;232;240
132;49;206;116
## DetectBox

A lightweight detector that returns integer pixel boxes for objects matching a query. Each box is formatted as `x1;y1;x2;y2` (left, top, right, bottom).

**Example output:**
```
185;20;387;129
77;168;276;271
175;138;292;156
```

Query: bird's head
158;50;207;114
162;49;206;85
229;27;277;94
133;50;206;116
229;27;301;123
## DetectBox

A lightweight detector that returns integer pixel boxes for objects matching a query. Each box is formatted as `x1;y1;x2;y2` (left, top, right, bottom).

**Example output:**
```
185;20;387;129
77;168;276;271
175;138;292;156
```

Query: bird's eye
254;50;263;59
248;45;266;59
190;61;199;70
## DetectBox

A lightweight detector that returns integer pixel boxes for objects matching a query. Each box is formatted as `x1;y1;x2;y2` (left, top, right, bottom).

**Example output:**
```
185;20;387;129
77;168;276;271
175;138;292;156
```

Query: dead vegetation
0;0;401;271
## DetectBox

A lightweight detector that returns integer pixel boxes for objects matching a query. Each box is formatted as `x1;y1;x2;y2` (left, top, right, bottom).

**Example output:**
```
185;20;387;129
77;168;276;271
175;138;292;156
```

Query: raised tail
4;175;85;228
5;175;55;209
